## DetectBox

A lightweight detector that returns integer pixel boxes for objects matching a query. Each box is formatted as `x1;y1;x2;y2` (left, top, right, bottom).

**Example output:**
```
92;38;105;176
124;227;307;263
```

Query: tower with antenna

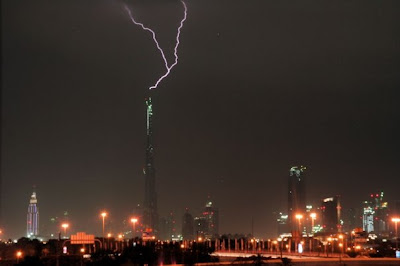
143;97;158;234
27;187;39;238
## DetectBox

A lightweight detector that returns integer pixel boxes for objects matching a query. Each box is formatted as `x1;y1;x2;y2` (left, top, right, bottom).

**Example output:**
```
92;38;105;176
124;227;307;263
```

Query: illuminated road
211;251;400;265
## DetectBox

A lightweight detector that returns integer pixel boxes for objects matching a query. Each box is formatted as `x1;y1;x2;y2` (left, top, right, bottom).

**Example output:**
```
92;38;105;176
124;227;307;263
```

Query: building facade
195;201;219;240
143;97;159;234
27;191;39;238
182;210;194;240
321;196;341;233
288;166;306;230
362;192;389;234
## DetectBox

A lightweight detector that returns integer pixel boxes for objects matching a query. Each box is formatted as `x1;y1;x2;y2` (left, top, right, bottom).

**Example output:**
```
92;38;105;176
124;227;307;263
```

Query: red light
370;194;373;197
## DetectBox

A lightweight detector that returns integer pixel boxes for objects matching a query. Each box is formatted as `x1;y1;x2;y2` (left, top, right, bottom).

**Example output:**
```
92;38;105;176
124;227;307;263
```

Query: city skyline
2;0;400;239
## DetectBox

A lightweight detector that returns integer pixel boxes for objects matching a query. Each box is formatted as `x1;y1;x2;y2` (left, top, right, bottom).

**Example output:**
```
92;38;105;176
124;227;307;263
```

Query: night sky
2;0;400;239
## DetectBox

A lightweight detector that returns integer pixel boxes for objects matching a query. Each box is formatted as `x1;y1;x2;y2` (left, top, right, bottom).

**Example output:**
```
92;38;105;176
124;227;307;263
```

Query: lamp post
295;214;303;253
392;217;400;250
338;234;344;262
310;213;316;253
61;223;69;238
118;234;123;251
277;238;283;258
100;212;107;249
131;218;138;238
295;214;303;234
16;251;22;263
310;213;316;233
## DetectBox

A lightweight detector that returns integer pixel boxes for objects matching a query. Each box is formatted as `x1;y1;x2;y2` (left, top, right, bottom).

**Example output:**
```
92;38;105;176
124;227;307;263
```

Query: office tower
159;212;176;241
343;207;358;232
321;196;341;233
288;166;306;229
276;212;289;235
143;97;158;234
27;190;39;238
203;201;219;239
194;216;207;239
363;204;374;233
158;217;171;241
362;192;389;234
194;201;219;240
182;210;194;240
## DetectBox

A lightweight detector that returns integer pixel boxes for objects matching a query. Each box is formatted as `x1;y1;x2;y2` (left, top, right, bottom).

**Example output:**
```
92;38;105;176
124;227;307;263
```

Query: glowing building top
27;190;39;238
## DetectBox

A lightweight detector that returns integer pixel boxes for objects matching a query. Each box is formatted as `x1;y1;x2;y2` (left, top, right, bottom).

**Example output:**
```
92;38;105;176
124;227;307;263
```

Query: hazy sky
2;0;400;239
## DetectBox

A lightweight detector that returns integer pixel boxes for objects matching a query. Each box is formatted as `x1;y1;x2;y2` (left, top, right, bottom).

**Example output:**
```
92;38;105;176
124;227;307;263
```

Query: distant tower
288;166;306;230
182;209;194;240
143;97;158;234
27;189;39;238
321;196;341;233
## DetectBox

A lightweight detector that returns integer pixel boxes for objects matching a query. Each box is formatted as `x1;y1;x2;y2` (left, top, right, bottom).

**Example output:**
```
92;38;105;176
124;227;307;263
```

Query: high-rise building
203;201;219;239
276;212;289;235
182;210;194;240
362;192;389;234
321;196;341;233
194;201;219;240
143;97;158;234
288;166;306;230
343;207;359;232
27;190;39;238
363;204;374;233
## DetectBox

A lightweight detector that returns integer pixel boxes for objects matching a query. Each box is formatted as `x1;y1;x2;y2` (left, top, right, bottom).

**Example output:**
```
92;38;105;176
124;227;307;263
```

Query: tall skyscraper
182;210;194;240
288;166;306;230
143;97;158;234
27;190;39;238
362;192;389;234
321;196;341;233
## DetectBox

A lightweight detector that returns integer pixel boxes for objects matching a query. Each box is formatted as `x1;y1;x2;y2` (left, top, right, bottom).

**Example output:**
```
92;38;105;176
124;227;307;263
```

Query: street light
310;213;316;233
277;238;283;258
61;223;69;238
392;217;400;250
16;251;22;263
295;214;303;254
100;212;107;249
295;214;303;233
118;234;123;251
130;218;138;238
338;234;344;262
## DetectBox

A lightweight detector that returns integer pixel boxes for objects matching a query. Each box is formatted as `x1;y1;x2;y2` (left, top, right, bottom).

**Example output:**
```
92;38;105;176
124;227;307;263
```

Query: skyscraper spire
143;97;158;234
27;187;39;238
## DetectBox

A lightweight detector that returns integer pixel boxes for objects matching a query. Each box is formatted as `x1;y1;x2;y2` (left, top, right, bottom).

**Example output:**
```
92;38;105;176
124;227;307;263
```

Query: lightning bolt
124;0;187;90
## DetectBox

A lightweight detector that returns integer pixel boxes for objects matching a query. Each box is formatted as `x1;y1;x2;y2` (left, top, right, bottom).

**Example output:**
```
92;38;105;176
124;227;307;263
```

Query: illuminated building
143;97;159;234
321;196;341;233
195;201;219;239
363;205;374;233
182;210;194;240
27;190;39;238
194;216;207;239
276;212;289;235
288;166;306;230
362;192;389;234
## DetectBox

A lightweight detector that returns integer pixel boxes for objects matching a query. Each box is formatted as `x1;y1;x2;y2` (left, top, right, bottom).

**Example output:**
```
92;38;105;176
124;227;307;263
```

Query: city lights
16;251;22;263
61;223;69;238
131;218;138;238
310;213;317;233
392;217;400;250
100;212;107;249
